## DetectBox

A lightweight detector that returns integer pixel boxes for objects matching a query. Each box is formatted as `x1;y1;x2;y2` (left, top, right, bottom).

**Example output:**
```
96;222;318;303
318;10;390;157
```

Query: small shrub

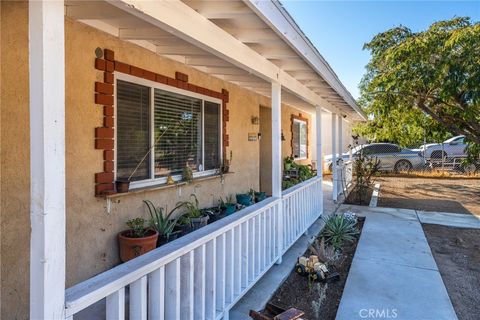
321;214;359;250
126;218;148;238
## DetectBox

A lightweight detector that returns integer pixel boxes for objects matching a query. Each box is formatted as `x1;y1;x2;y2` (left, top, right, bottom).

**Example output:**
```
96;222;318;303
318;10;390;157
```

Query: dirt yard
376;176;480;215
268;219;364;320
423;224;480;320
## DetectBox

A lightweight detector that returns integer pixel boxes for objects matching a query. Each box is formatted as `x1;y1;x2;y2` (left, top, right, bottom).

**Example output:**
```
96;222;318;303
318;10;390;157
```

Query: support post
337;116;343;196
29;1;66;318
271;82;283;264
331;113;338;201
316;107;323;216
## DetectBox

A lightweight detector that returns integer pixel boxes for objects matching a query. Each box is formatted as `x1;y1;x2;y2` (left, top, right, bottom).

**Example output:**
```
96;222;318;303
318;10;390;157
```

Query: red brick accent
130;66;144;78
167;77;178;87
104;116;114;128
104;150;114;161
95;94;113;106
95;127;114;139
222;89;230;103
156;74;167;84
95;58;106;71
143;70;156;81
95;183;115;195
104;48;115;61
114;61;130;74
95;82;114;95
104;72;114;84
104;161;114;172
95;172;114;183
175;72;189;83
105;60;114;73
95;139;114;150
104;106;114;116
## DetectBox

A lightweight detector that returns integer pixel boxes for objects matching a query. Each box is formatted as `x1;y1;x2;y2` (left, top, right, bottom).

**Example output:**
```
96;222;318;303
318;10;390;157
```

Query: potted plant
202;206;225;223
144;200;184;246
182;165;193;183
177;194;209;231
175;214;192;236
253;190;267;203
284;156;295;171
236;191;253;206
118;217;158;262
220;195;236;215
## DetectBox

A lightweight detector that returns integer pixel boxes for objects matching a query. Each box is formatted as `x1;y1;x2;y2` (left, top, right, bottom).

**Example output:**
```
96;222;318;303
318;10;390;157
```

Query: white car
422;136;467;159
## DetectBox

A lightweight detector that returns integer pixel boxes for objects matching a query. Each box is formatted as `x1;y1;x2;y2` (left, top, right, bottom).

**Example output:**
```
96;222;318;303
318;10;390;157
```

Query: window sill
104;172;234;199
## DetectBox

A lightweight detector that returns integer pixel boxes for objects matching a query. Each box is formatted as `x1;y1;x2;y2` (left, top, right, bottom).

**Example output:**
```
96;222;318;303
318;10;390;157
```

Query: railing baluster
194;245;206;320
234;224;242;295
148;267;165;320
165;259;180;319
216;234;226;312
255;215;260;276
106;288;125;320
248;218;254;282
180;251;194;320
242;221;249;288
225;229;234;304
205;239;216;320
130;276;147;320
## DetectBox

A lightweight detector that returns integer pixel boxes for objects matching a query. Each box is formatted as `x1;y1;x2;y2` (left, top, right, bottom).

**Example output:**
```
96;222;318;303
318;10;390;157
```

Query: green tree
358;17;480;152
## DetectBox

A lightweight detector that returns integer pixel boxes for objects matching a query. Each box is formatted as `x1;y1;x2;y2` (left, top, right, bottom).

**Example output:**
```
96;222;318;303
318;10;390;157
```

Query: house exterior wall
1;7;319;318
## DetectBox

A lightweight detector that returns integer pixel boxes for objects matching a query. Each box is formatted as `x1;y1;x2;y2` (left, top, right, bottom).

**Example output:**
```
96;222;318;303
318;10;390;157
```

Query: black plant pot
190;216;209;231
157;230;181;247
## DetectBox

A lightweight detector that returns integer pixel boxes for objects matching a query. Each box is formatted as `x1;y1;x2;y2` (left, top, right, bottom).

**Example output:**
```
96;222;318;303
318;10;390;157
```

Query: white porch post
271;82;283;264
29;0;66;318
316;107;323;216
337;116;343;195
331;113;338;201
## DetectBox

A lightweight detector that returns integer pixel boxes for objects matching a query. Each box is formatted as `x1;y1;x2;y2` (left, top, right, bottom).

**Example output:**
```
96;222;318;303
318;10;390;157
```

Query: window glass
116;80;151;181
204;101;221;170
292;118;307;159
153;88;202;177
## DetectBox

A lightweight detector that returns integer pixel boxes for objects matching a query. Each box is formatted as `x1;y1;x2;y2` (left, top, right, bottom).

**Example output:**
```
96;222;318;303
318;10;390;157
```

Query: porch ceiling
65;0;366;120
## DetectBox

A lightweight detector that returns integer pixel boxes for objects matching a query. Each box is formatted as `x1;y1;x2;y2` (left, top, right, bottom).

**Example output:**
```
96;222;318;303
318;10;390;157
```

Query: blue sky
282;0;480;98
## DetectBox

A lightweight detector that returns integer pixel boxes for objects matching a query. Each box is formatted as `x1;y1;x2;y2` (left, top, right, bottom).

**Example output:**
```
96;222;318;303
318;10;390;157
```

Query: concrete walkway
336;205;458;320
229;182;340;319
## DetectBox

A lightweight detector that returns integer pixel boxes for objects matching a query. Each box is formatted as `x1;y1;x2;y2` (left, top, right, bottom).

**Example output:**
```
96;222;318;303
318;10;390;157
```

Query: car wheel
395;160;413;173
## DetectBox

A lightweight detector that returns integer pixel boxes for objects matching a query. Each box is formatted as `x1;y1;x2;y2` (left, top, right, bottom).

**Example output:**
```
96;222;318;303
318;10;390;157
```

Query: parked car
325;143;425;173
422;135;467;159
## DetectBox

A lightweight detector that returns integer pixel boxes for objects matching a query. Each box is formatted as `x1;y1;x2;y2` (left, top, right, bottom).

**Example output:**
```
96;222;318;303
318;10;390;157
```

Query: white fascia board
106;0;341;114
244;0;367;120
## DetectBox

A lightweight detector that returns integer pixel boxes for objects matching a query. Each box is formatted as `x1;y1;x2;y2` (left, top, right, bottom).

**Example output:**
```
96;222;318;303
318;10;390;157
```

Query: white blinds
204;101;221;170
154;88;202;177
116;80;151;181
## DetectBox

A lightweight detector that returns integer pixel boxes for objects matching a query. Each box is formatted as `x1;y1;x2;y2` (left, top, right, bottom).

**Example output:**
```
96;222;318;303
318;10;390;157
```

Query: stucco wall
1;2;30;319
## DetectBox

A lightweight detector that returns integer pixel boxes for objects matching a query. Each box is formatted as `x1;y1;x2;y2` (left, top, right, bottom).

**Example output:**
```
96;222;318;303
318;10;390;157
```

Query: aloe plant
321;214;359;250
143;200;184;238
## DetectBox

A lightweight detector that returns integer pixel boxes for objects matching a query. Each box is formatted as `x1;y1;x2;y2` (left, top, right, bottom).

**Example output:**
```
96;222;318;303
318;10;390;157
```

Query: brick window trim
94;48;230;196
290;113;309;160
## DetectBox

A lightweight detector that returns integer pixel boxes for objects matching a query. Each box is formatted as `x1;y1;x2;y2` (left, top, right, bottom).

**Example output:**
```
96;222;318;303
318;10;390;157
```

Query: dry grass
379;170;480;180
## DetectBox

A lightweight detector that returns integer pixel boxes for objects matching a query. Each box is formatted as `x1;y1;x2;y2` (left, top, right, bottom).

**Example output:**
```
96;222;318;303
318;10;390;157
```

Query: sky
282;0;480;99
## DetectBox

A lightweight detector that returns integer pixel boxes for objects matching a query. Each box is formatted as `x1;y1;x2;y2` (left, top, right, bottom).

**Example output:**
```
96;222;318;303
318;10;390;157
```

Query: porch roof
65;0;366;121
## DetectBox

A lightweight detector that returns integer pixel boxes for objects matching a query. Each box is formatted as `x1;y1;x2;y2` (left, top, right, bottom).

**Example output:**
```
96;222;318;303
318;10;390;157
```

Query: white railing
281;177;323;253
65;177;323;320
334;160;353;199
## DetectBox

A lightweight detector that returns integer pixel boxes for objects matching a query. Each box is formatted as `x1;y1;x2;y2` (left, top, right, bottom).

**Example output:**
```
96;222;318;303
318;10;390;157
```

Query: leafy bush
321;214;359;250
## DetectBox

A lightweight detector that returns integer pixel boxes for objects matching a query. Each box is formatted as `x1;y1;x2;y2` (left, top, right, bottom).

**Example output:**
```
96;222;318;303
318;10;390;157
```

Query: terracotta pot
116;180;130;193
118;229;158;262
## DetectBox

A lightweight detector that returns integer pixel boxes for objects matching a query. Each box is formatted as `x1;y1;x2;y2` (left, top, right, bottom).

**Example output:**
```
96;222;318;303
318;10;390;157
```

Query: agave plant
143;200;184;238
321;213;359;250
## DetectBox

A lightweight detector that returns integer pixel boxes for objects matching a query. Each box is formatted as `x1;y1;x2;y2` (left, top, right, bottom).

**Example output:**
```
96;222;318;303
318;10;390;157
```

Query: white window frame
114;72;223;190
292;118;308;160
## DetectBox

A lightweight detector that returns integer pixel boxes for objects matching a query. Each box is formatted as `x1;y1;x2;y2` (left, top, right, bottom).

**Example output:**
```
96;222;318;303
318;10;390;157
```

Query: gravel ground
423;224;480;320
376;176;480;216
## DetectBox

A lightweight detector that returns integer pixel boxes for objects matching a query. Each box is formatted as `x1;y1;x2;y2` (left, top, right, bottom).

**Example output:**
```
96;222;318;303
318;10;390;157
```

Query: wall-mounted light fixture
251;116;260;125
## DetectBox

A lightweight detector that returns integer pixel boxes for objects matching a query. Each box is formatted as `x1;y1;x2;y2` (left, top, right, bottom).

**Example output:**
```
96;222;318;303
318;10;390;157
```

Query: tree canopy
356;17;480;149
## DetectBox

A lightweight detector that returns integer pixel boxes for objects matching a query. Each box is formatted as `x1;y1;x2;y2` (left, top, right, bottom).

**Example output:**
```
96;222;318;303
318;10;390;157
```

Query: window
291;116;308;160
116;76;222;187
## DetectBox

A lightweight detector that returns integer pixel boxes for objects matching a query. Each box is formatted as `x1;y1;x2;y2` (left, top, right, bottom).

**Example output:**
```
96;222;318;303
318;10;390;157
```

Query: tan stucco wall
1;2;30;319
1;7;320;318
